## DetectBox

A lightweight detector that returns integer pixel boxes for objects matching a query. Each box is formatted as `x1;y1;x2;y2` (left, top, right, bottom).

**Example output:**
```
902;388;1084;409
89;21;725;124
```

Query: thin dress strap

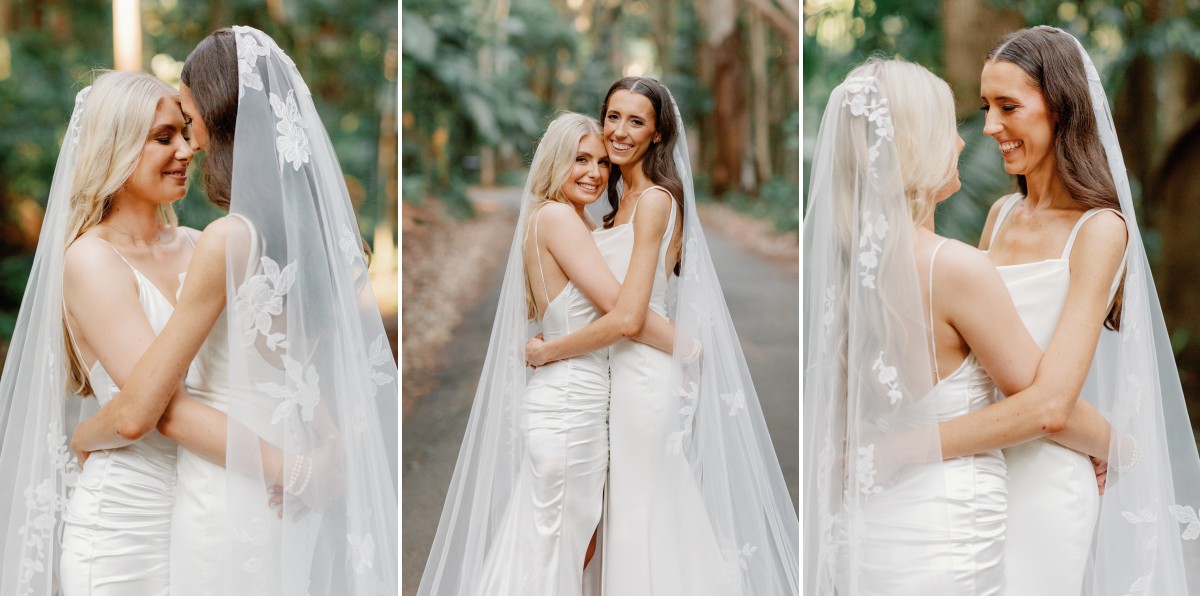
532;208;551;316
1060;208;1122;259
1060;207;1129;303
628;185;670;223
93;237;138;273
987;194;1023;248
929;239;949;383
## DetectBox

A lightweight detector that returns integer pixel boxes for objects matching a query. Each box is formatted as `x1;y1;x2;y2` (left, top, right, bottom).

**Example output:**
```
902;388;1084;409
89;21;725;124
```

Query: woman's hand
70;432;90;469
1092;456;1108;495
526;334;548;367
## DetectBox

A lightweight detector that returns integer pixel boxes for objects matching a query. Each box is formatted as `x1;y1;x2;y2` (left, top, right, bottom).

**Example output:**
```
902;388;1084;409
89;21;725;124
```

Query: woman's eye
576;156;587;163
979;105;990;112
156;137;171;144
1002;105;1017;112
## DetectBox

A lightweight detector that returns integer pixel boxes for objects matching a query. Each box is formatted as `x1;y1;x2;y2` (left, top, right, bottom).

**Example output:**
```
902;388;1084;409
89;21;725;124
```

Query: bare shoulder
631;187;672;232
63;236;136;303
979;193;1019;250
933;238;1005;292
64;236;126;281
535;201;578;225
1075;209;1128;249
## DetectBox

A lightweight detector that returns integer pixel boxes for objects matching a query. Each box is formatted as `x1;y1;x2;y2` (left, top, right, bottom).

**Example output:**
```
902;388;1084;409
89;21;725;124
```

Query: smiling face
602;89;660;167
559;134;610;208
980;60;1056;182
122;97;193;204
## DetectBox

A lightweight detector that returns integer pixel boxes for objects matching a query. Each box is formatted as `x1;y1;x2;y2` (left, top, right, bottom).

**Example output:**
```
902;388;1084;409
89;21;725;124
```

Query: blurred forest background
804;0;1200;433
0;0;398;361
402;0;800;225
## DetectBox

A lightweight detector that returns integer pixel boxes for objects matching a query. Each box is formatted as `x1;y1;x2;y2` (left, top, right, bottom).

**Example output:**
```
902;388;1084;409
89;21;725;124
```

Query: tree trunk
941;0;1023;118
702;0;748;196
749;9;770;187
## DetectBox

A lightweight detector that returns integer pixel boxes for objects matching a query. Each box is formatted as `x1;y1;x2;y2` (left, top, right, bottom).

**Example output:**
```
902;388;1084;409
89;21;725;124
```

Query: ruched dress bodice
833;239;1006;596
990;195;1117;596
474;207;609;596
61;263;195;596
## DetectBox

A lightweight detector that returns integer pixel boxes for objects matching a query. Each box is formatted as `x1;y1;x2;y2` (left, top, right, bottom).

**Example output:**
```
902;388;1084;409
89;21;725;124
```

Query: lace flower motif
257;355;321;424
347;533;376;575
841;76;894;176
720;388;746;417
235;256;297;350
858;212;888;289
1169;504;1200;541
68;87;91;147
666;381;699;454
872;351;903;404
270;90;311;172
364;333;396;400
856;444;883;495
234;27;270;98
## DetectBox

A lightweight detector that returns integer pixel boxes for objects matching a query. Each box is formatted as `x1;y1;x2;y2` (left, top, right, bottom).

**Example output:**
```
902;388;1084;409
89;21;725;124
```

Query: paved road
401;198;799;594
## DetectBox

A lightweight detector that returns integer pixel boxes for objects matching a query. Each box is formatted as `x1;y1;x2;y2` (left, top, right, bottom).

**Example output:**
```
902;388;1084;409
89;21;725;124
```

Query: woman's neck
619;161;654;200
102;193;164;246
1022;164;1075;210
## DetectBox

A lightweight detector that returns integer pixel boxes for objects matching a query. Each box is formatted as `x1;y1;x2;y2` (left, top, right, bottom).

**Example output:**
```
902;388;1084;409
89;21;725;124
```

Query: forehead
151;96;184;124
606;89;654;117
577;134;605;154
980;60;1038;97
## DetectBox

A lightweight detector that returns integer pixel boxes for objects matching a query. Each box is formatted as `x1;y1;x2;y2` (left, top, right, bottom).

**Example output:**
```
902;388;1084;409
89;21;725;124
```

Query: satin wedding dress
594;187;738;596
60;241;194;596
832;239;1008;595
474;207;610;595
990;194;1121;595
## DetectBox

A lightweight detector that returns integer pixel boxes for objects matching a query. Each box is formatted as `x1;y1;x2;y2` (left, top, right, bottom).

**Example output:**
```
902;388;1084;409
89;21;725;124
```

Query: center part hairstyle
599;77;685;268
64;70;180;397
986;27;1123;329
522;111;602;320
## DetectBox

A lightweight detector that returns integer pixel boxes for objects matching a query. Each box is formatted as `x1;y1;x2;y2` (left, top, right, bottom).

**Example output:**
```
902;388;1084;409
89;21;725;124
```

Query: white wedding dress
831;239;1008;596
170;216;282;596
60;241;194;596
594;188;739;596
990;194;1121;595
473;208;610;595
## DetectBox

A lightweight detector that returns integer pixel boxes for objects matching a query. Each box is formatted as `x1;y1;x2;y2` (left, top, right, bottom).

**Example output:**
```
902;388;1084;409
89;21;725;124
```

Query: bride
0;27;397;596
417;109;676;594
529;76;799;594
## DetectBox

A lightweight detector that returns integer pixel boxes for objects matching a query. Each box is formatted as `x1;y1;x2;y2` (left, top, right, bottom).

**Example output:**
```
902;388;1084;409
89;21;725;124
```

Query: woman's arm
70;219;231;454
525;199;676;365
931;234;1120;460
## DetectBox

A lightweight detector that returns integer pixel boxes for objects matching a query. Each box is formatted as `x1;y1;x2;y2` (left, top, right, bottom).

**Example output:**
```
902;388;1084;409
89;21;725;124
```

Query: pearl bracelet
1116;435;1141;473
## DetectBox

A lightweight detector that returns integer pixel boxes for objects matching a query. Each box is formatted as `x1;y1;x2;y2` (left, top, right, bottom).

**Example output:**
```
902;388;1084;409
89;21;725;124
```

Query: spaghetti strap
92;237;137;273
628;185;671;223
533;208;551;313
1060;207;1124;260
987;194;1023;248
928;239;949;382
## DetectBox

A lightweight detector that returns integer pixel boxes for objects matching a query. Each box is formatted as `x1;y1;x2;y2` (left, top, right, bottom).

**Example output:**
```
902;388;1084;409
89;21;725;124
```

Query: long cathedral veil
1039;26;1200;594
802;63;960;594
216;26;398;595
0;86;90;596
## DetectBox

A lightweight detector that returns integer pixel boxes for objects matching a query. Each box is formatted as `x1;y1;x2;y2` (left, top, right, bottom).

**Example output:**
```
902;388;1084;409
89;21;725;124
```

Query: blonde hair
523;112;603;320
847;58;960;226
64;70;181;397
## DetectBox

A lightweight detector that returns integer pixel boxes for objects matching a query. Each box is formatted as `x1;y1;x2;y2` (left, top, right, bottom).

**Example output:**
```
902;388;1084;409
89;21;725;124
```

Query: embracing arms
937;208;1127;460
68;219;280;474
525;196;677;365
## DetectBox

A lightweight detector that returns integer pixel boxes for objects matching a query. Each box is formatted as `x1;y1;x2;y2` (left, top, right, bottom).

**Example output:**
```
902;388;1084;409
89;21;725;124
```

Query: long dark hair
986;28;1124;330
181;28;238;210
599;77;686;239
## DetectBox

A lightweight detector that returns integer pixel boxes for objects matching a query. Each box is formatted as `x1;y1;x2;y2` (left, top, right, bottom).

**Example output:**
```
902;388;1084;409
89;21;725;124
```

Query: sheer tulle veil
0;85;91;596
418;83;798;594
1036;26;1200;594
214;26;398;595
